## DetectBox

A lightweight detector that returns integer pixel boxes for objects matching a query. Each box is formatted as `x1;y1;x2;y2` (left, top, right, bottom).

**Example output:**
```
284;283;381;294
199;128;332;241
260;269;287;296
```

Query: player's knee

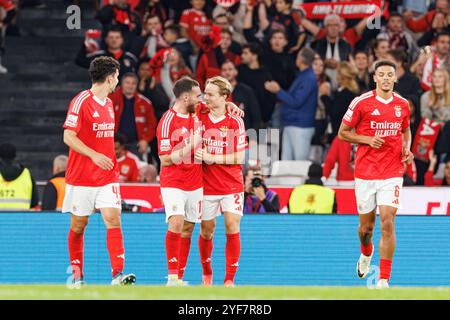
168;216;184;232
224;222;240;234
380;218;395;236
200;222;215;240
359;224;374;236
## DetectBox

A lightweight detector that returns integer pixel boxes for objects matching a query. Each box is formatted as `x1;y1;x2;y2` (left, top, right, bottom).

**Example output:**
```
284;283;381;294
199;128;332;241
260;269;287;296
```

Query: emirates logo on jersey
370;121;401;137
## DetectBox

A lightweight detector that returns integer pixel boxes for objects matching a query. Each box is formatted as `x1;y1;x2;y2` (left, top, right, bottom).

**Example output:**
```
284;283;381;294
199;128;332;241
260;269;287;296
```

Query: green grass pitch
1;285;450;300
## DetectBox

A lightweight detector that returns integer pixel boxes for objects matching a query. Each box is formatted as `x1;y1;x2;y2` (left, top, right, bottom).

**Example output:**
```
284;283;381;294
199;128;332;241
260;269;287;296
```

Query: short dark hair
105;26;123;37
387;49;408;67
436;31;450;41
308;163;323;179
242;42;262;58
121;72;138;82
164;24;181;37
88;56;120;84
354;49;368;57
114;133;127;146
0;143;16;161
269;29;287;40
172;77;200;98
374;60;397;72
388;12;403;20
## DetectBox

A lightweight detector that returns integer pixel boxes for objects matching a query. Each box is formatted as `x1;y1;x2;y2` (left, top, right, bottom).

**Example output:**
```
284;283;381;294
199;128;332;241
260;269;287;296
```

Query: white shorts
160;187;203;223
355;177;403;214
62;183;121;216
202;193;244;221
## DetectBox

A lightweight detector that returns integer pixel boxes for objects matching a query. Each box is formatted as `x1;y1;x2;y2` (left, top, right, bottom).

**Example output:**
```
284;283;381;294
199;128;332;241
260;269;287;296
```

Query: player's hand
91;152;114;170
226;102;245;118
137;140;149;154
368;136;385;149
401;148;414;164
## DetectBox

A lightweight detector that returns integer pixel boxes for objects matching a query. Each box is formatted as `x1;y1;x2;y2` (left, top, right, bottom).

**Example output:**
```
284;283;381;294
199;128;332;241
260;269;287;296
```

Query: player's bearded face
187;86;201;113
374;66;396;92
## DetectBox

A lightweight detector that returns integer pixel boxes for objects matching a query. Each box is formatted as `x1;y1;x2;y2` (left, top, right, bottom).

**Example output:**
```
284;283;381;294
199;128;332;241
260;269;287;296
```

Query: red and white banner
120;184;450;215
296;0;388;19
412;118;443;162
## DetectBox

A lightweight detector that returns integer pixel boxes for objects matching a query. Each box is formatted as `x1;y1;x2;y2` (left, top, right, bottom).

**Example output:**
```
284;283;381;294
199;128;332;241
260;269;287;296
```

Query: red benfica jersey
63;90;120;186
342;90;410;180
156;108;203;191
179;8;211;48
199;112;247;195
117;151;140;182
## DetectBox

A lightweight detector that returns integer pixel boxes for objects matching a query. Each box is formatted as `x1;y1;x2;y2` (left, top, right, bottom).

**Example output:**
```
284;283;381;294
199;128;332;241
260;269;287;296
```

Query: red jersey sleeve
156;112;175;155
342;96;363;128
63;91;89;133
402;102;411;131
179;10;190;28
231;116;247;152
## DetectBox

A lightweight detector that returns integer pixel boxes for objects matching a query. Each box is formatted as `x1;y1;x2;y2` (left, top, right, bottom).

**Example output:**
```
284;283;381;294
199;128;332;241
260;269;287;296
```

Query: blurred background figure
243;163;280;213
41;155;68;211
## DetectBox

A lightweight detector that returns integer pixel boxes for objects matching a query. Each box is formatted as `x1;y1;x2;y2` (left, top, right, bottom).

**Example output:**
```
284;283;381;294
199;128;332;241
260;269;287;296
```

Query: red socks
380;259;392;281
68;229;84;280
225;233;240;283
360;243;373;257
106;228;125;277
178;236;192;280
198;235;213;275
166;230;181;275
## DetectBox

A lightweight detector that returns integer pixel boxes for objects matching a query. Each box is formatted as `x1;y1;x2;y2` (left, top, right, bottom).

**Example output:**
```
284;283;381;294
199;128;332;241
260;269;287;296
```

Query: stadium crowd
1;0;450;211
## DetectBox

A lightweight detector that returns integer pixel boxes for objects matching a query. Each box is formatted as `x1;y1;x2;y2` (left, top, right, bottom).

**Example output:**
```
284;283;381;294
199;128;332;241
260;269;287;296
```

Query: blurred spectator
404;0;449;33
243;164;280;213
0;0;17;74
323;137;355;184
372;38;390;62
256;0;305;53
149;47;193;102
221;60;261;132
420;68;450;122
130;14;169;62
352;50;371;94
75;27;138;79
97;0;142;48
412;32;450;91
41;155;68;211
0;143;39;210
135;0;168;24
238;42;276;127
114;133;141;182
109;73;158;163
211;6;247;46
417;11;450;47
377;12;419;64
408;98;420;139
179;0;212;52
311;14;352;89
163;24;193;70
139;164;158;183
320;61;359;142
288;163;336;214
310;54;330;161
425;151;450;186
265;47;317;160
195;28;241;89
386;49;422;118
137;61;170;120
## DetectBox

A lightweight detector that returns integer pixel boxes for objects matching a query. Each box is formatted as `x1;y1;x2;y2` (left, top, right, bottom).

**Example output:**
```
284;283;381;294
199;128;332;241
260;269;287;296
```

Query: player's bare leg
178;221;195;284
377;205;397;288
224;212;241;287
356;209;376;278
166;215;185;285
199;218;216;286
68;214;88;287
101;207;136;285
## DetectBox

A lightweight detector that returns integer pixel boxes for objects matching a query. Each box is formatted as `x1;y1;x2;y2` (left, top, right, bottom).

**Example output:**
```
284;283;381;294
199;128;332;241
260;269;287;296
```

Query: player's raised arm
338;122;385;149
63;129;114;170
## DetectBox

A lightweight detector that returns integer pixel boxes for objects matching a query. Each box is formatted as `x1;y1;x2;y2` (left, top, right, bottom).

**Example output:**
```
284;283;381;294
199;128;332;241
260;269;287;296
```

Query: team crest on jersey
219;126;228;138
121;165;129;174
394;105;402;117
124;59;131;67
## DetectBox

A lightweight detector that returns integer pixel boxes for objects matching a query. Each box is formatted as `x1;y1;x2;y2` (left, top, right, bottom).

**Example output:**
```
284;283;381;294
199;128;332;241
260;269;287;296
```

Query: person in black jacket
237;43;276;127
221;60;261;132
96;0;142;49
320;61;359;141
75;27;138;79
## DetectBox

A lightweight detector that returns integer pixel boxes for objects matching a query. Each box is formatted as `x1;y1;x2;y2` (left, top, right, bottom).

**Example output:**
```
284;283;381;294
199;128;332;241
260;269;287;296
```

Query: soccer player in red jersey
63;57;136;287
194;76;247;287
157;77;204;286
338;60;414;289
